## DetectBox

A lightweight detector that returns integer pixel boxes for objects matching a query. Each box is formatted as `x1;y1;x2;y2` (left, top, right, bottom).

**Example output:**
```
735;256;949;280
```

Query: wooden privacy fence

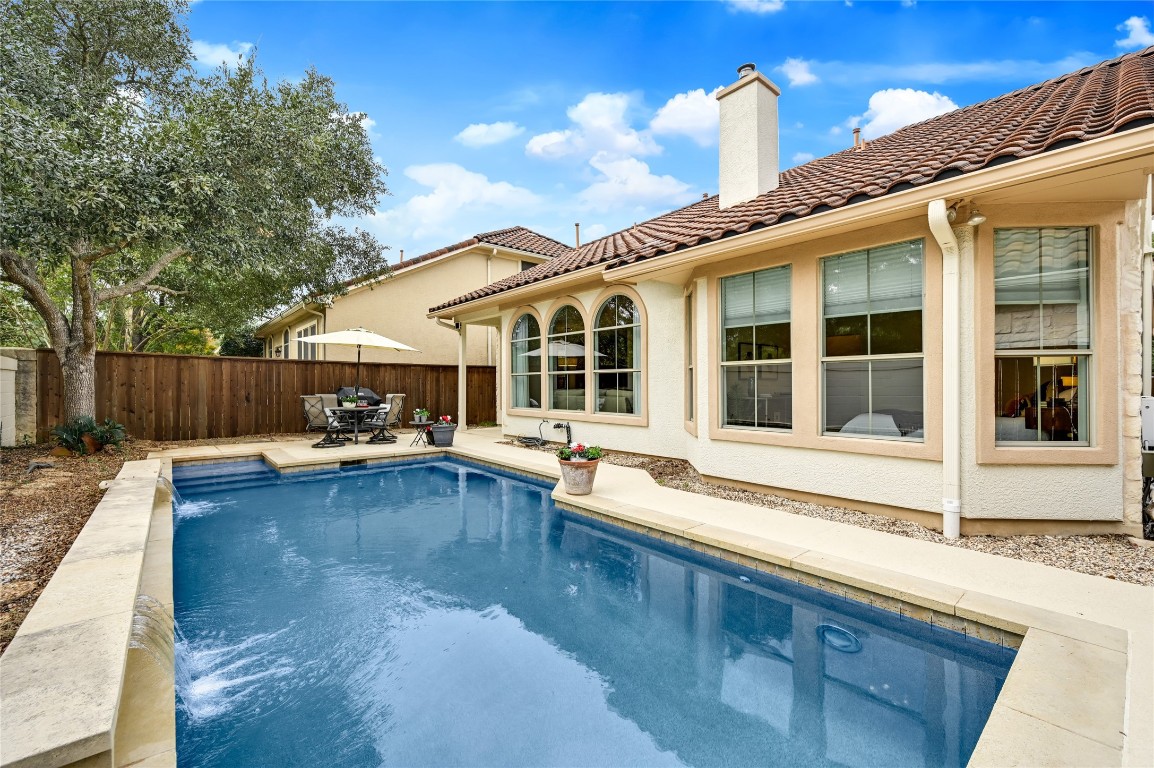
35;350;496;442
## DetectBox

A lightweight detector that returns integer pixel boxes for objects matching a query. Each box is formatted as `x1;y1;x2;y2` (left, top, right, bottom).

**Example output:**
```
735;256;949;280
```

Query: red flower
574;443;585;452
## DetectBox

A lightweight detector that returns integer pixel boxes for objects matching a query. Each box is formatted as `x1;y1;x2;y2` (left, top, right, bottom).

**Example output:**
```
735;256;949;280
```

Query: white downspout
1142;173;1153;399
928;199;962;539
487;248;496;366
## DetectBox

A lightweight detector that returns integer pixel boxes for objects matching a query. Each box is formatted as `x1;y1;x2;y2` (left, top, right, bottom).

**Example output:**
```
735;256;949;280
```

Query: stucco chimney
716;63;781;209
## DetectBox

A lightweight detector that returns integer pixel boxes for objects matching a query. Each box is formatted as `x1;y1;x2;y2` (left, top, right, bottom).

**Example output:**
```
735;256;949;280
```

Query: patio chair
366;393;405;444
301;395;330;432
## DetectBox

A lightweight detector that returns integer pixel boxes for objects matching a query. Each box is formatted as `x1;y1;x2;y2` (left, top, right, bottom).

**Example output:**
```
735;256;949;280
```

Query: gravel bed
502;440;1154;587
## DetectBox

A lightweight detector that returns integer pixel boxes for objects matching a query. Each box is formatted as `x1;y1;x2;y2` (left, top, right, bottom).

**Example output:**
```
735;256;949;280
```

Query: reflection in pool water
173;459;1013;767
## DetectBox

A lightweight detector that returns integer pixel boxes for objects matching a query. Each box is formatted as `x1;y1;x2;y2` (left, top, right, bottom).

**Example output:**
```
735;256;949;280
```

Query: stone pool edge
2;435;1146;767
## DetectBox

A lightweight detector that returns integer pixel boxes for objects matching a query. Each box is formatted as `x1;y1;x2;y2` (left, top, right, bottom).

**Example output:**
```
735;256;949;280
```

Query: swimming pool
173;458;1014;767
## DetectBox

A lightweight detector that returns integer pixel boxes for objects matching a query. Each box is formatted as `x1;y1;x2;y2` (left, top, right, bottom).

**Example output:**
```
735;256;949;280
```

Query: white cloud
1116;16;1154;49
454;121;525;148
526;92;659;160
369;163;540;242
577;152;693;213
852;88;958;140
797;54;1096;87
190;40;253;69
725;0;785;14
791;152;815;165
778;58;819;87
650;87;722;146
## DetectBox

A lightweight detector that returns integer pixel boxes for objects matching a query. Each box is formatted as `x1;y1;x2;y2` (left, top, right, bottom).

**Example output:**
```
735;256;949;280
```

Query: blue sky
187;1;1153;258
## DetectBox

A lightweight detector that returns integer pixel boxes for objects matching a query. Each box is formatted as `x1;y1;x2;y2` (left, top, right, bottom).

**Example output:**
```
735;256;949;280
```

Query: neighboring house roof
432;47;1154;313
257;225;570;336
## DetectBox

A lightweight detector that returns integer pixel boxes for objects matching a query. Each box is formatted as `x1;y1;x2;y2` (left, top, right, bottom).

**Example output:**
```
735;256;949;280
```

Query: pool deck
2;428;1150;767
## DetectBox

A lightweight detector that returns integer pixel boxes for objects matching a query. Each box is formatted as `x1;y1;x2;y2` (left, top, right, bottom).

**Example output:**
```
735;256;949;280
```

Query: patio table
409;419;432;447
313;405;386;448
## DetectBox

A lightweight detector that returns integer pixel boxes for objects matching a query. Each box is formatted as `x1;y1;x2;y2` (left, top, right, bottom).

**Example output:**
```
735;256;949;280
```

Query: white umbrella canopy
298;327;420;399
519;341;605;357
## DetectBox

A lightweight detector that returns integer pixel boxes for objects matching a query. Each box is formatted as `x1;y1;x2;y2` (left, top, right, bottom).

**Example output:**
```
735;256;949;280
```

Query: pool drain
816;624;862;653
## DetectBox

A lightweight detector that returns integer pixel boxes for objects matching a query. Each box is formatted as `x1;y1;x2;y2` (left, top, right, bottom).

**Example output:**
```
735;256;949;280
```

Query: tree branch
0;249;70;350
95;247;187;301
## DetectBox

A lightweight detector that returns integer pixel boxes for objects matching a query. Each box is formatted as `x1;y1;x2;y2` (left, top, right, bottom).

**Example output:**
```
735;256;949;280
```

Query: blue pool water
173;458;1014;768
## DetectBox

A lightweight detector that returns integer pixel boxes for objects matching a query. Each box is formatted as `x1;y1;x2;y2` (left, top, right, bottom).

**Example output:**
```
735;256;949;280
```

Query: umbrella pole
354;345;362;399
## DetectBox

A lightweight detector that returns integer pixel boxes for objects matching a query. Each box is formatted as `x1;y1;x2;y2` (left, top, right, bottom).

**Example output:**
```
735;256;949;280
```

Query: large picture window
721;265;792;429
593;295;641;415
822;240;924;440
993;227;1090;444
548;306;586;412
510;313;542;409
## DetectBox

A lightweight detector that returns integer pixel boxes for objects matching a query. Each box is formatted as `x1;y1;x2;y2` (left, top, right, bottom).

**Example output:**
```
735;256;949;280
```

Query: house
255;226;572;365
430;49;1154;536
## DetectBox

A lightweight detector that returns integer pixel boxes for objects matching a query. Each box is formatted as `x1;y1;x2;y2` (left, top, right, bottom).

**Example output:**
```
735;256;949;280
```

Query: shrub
51;416;96;454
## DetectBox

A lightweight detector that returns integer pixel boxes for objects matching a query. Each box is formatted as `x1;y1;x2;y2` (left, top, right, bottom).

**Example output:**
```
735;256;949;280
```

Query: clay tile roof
432;47;1154;314
349;226;572;288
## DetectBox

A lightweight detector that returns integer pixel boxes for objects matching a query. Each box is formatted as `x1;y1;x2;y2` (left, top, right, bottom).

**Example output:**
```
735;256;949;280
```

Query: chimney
852;127;861;150
716;62;781;210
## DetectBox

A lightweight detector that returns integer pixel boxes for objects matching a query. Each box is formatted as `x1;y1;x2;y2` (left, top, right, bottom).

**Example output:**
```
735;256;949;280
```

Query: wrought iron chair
301;395;330;433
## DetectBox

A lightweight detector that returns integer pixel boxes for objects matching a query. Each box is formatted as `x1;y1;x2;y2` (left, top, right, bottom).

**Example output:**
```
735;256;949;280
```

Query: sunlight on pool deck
0;428;1148;767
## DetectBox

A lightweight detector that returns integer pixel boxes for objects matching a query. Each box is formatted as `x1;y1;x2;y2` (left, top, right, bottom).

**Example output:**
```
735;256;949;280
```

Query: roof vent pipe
716;62;781;209
853;127;861;150
574;222;581;248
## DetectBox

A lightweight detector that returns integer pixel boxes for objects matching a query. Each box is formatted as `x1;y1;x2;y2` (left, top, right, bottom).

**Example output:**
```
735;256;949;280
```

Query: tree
0;0;389;420
218;332;265;358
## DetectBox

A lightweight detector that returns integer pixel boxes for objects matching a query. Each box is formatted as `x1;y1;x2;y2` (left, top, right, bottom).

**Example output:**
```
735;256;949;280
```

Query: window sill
708;424;941;460
506;407;649;428
977;443;1117;466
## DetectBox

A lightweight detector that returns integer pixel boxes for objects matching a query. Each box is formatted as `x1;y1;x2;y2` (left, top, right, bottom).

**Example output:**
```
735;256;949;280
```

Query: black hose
553;422;571;445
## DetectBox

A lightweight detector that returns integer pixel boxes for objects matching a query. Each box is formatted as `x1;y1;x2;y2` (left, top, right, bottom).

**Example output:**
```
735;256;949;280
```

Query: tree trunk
59;344;97;422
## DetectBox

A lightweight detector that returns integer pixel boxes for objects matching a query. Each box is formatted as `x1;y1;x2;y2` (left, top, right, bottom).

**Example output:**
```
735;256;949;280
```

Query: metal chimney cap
737;62;757;78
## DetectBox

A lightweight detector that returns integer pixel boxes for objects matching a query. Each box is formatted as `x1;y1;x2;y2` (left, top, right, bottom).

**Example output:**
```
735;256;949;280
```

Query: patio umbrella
519;341;606;357
298;327;420;399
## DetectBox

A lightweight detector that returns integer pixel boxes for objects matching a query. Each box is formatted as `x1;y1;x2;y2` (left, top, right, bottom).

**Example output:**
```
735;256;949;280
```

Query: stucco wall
500;281;690;459
492;201;1141;527
264;251;526;366
1;355;16;447
0;348;37;446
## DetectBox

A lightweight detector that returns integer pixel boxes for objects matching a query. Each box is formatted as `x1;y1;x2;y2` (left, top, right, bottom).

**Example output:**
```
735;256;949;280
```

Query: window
593;295;641;415
822;240;924;440
685;292;695;422
296;324;317;361
993;228;1090;444
721;266;792;429
548;306;585;411
520;260;536;272
281;329;290;359
510;313;542;409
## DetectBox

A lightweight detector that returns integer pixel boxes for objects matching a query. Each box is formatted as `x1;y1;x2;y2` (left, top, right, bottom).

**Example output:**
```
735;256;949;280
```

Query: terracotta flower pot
81;433;104;455
558;457;600;495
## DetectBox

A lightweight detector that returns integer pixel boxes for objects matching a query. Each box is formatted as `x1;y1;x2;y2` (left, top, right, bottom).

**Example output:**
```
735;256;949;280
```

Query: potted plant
413;407;431;422
557;443;603;495
429;414;457;447
51;416;126;455
340;392;359;407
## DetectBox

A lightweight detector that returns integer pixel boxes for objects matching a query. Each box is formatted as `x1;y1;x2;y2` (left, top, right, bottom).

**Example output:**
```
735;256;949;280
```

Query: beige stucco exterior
257;246;543;366
439;132;1153;533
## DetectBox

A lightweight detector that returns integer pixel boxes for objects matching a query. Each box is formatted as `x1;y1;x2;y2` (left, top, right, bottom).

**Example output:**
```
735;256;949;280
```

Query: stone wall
0;348;38;446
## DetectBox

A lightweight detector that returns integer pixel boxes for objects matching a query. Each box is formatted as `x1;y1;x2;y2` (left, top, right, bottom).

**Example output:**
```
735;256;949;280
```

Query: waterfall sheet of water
128;595;176;675
156;475;184;506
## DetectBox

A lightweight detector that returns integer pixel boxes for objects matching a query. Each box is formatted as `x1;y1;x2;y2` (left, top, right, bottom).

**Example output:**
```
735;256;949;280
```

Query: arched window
548;305;585;411
510;313;542;409
593;294;641;415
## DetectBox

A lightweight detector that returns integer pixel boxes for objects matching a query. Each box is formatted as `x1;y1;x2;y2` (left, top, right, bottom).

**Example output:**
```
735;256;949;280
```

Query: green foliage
557;443;603;461
0;0;390;416
413;408;430;420
50;415;127;452
92;417;127;447
51;415;97;453
218;332;265;357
